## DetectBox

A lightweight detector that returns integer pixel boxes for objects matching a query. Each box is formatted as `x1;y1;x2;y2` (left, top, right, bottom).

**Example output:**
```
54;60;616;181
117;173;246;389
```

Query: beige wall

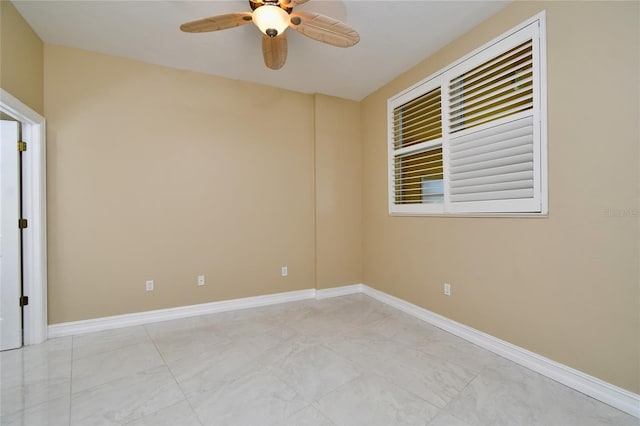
44;45;319;323
314;94;362;289
361;1;639;394
0;0;43;114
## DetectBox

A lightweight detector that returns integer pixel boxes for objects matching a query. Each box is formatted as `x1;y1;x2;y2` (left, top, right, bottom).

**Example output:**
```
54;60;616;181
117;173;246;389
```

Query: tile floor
1;294;638;426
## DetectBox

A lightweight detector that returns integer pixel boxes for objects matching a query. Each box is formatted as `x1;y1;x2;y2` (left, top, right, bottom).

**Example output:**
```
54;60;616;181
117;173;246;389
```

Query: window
388;13;547;215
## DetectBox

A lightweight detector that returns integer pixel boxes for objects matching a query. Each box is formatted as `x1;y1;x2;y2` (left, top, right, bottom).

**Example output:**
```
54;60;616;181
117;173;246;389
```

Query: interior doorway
0;89;47;346
1;119;23;350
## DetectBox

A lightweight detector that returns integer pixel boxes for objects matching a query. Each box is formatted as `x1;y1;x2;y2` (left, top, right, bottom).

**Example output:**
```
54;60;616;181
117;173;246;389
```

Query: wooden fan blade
262;33;288;70
180;13;252;33
289;11;359;47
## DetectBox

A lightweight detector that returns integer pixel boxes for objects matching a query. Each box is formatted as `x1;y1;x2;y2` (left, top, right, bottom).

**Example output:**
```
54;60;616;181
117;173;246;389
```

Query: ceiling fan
180;0;360;70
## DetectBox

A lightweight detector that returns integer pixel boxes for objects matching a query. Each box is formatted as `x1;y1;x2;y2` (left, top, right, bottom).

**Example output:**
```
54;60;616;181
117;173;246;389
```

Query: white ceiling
13;0;509;101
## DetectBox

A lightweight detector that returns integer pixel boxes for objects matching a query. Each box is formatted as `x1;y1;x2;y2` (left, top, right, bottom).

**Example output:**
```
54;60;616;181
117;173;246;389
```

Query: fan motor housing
249;0;292;13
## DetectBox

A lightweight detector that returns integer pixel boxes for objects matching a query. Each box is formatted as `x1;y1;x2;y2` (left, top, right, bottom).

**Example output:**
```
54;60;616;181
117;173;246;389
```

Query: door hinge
20;296;29;307
18;218;28;229
18;141;27;152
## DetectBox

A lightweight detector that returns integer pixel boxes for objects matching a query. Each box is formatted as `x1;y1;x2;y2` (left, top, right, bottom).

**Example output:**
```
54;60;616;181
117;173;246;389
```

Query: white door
1;120;22;350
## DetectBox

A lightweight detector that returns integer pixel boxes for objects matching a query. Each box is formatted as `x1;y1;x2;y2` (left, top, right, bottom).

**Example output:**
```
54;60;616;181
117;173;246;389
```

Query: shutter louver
394;148;443;204
449;40;533;134
449;116;535;203
393;88;441;149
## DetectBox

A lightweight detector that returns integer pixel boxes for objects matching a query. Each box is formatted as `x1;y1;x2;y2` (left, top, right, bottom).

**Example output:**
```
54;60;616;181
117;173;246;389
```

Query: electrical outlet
197;275;205;286
444;283;451;296
146;280;154;292
281;266;288;277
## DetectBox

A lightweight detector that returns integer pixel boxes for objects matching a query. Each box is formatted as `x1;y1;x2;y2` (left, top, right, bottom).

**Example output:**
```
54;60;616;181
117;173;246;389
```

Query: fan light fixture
180;0;360;70
253;5;290;37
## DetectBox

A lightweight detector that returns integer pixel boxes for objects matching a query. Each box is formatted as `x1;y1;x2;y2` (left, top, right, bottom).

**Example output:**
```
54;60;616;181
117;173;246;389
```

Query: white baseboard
316;284;364;299
48;288;316;338
360;285;640;419
46;283;639;418
48;285;367;338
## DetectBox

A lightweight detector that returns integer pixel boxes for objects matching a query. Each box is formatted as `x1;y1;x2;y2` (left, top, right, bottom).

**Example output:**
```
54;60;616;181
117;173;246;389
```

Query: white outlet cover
281;266;288;277
197;275;205;286
146;280;154;291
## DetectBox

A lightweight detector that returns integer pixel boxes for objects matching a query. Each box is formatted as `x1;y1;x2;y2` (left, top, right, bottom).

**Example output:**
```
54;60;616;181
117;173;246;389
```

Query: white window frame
388;12;547;216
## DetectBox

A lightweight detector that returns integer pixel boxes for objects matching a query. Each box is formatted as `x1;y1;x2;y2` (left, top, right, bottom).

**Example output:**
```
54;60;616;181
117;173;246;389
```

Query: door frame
1;89;47;345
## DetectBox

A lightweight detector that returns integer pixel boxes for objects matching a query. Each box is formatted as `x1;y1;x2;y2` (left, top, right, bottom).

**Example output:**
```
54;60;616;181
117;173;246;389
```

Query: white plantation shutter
448;40;534;134
448;115;538;211
389;84;445;214
393;87;442;150
394;147;443;205
388;14;546;215
444;21;541;213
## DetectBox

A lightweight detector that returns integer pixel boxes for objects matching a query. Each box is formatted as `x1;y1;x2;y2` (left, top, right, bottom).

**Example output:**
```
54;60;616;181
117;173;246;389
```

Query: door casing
0;89;47;345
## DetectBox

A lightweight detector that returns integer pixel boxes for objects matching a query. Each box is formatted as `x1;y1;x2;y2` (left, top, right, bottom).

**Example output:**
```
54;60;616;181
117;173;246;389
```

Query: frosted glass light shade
252;5;289;37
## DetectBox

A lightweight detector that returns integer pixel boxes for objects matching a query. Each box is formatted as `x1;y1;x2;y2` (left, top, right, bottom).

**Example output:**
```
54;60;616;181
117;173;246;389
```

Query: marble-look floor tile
124;400;201;426
367;313;512;375
199;304;278;324
257;334;329;366
72;326;151;360
191;369;307;426
1;337;72;386
377;347;476;408
145;314;231;343
275;296;390;339
283;311;370;340
70;365;184;426
270;342;363;403
71;341;164;393
317;373;440;426
361;310;437;341
0;336;71;361
410;330;513;374
427;412;472;426
5;294;636;426
169;343;256;402
323;327;407;372
0;395;70;426
0;376;71;418
252;300;320;325
1;338;72;416
284;405;335;426
444;363;639;426
278;310;340;339
221;317;299;356
386;319;455;350
150;324;231;365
